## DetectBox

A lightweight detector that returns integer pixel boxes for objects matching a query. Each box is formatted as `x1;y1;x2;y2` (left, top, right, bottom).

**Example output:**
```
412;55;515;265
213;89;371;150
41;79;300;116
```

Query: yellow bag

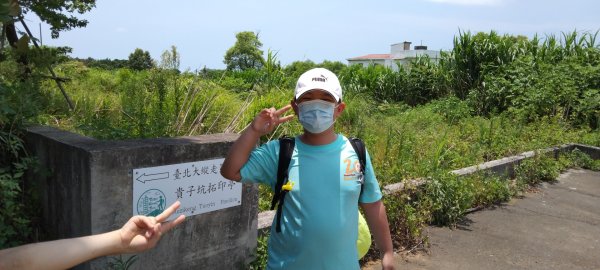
357;211;371;259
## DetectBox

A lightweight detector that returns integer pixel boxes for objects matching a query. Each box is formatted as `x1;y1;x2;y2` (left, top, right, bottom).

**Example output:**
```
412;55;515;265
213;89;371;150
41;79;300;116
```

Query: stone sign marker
25;126;257;270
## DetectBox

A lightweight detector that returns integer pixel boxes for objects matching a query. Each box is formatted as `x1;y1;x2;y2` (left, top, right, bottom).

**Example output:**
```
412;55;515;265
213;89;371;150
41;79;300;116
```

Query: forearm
221;126;261;181
361;200;394;255
0;230;122;270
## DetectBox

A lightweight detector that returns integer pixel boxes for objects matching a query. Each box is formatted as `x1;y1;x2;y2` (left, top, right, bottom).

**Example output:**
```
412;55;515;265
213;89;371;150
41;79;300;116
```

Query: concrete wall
390;50;440;61
347;54;440;71
25;126;257;270
451;144;600;179
570;143;600;159
348;59;388;68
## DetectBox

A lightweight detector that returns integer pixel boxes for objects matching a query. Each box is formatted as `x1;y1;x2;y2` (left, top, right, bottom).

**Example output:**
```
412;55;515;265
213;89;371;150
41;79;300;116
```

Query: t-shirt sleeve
240;140;279;189
359;149;383;203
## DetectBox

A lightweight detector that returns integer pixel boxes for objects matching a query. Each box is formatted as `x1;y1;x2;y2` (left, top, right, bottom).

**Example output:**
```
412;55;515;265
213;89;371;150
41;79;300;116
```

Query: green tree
284;60;317;80
0;0;95;248
224;31;264;71
159;45;180;71
128;48;154;71
77;57;129;70
319;60;346;75
1;0;96;48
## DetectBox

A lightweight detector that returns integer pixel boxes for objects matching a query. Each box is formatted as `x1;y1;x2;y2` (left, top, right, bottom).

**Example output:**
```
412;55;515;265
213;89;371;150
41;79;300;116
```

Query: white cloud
425;0;504;6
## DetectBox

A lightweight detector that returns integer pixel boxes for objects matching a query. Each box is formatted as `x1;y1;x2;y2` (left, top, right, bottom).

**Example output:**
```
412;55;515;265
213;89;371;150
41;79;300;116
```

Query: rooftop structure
347;41;440;70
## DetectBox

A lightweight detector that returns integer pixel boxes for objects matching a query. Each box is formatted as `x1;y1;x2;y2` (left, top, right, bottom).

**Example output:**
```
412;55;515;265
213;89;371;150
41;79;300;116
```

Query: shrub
420;173;475;226
430;96;472;124
562;148;600;171
515;154;560;187
383;189;429;249
0;79;43;248
468;173;513;207
248;233;269;269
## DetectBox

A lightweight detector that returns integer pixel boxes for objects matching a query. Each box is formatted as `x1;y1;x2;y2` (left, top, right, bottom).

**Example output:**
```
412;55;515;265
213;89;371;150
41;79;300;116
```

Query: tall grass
37;61;599;212
39;68;253;139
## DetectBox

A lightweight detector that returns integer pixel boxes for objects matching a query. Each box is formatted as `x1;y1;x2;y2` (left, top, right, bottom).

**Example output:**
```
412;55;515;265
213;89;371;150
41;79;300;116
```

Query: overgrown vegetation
0;45;47;248
248;234;269;270
1;14;599;269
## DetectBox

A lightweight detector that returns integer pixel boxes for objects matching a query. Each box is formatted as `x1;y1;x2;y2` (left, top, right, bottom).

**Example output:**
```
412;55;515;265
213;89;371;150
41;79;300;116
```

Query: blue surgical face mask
296;99;337;134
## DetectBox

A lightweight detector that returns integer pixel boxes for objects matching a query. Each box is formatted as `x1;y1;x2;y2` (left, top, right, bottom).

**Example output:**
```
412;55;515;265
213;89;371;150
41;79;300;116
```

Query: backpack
270;136;372;259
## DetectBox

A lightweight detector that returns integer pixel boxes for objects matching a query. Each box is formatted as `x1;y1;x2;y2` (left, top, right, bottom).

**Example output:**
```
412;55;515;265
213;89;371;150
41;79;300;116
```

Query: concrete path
364;169;600;270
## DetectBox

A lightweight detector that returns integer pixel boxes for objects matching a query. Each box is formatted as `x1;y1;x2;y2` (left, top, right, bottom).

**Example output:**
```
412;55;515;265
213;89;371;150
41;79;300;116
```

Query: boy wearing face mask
221;68;395;270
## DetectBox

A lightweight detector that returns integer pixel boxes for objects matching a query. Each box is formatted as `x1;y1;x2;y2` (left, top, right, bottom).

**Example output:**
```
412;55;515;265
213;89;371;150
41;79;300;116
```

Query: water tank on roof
415;45;428;50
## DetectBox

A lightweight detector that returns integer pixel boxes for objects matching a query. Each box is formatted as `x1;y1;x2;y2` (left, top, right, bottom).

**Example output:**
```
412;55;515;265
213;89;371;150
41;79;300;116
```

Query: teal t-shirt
240;134;382;270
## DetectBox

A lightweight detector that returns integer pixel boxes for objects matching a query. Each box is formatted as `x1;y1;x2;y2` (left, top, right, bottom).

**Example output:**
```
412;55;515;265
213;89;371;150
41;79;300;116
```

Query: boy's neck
299;129;337;146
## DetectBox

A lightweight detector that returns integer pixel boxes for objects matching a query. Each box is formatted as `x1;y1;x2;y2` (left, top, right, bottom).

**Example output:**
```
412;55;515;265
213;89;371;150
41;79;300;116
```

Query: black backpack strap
271;136;295;233
348;137;367;196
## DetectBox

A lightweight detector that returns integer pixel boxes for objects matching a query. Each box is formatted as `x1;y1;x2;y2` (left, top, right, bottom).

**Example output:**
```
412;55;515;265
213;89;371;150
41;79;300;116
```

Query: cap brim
295;87;340;101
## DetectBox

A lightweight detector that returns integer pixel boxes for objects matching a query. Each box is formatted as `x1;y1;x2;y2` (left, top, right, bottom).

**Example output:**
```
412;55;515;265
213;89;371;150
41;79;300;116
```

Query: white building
347;41;440;71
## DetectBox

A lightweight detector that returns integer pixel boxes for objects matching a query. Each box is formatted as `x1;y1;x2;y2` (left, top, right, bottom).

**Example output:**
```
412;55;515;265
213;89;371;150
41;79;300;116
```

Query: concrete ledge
258;210;276;235
451;143;600;179
570;143;600;159
450;145;561;179
256;143;600;233
383;178;427;195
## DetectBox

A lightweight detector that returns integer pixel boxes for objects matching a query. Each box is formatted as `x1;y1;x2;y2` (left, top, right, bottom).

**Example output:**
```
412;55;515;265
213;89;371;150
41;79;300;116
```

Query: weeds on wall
248;234;269;270
106;255;138;270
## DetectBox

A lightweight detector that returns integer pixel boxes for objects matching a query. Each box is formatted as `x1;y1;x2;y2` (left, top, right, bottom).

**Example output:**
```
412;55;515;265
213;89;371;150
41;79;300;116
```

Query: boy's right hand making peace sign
250;105;294;136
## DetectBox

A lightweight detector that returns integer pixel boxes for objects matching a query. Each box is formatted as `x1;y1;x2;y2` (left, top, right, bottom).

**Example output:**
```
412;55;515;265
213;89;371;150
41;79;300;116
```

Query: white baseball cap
294;68;342;102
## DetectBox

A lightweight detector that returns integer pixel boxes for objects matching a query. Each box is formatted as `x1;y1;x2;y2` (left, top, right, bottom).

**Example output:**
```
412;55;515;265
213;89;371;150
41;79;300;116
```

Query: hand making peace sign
118;201;186;253
250;105;294;136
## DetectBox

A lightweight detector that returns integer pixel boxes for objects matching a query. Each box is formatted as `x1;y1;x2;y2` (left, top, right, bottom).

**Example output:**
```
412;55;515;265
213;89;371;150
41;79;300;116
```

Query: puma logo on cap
311;75;328;83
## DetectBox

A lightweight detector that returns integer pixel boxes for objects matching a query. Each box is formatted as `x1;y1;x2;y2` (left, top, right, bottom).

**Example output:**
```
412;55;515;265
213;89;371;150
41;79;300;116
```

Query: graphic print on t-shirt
343;158;362;183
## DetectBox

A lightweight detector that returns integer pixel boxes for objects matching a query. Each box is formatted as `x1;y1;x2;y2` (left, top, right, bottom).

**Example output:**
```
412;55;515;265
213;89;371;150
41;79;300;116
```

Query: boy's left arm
361;200;395;270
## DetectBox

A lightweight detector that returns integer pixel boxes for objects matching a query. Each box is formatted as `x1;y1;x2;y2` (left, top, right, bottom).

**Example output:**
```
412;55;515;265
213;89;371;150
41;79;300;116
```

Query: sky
21;0;600;71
